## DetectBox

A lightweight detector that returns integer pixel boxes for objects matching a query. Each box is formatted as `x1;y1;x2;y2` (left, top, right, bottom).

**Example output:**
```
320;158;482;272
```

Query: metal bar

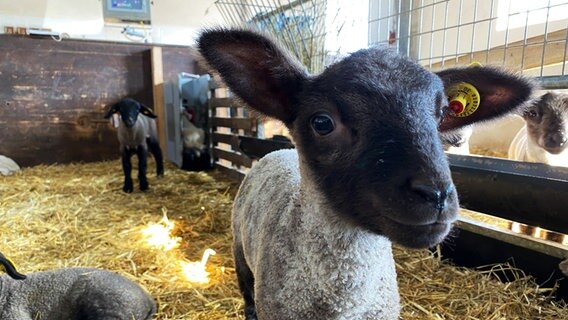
249;0;312;22
454;0;463;66
442;0;450;67
458;215;568;260
539;75;568;90
470;0;478;63
417;0;424;61
485;0;495;65
398;0;412;56
563;25;568;76
520;6;530;73
428;0;436;68
448;153;568;235
389;0;397;49
502;0;512;65
540;0;552;78
367;0;448;23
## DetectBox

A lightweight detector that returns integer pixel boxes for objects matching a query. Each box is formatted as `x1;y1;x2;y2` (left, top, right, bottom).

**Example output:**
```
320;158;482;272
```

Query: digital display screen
104;0;151;22
111;0;144;11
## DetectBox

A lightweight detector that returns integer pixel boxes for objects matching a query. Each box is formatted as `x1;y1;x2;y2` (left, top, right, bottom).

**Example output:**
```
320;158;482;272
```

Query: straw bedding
0;160;566;319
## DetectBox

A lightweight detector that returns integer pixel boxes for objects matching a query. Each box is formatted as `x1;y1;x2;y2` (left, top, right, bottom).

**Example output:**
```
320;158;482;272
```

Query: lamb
560;259;568;277
505;92;568;274
0;252;156;320
197;28;535;319
443;126;473;155
104;98;164;193
0;155;20;176
508;91;568;167
181;108;206;152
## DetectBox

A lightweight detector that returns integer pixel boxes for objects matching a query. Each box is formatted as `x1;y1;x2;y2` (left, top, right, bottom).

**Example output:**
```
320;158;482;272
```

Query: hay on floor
0;160;566;319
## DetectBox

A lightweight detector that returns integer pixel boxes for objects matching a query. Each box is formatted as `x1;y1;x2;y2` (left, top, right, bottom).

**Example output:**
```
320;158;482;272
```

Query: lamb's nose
411;180;453;211
545;132;567;148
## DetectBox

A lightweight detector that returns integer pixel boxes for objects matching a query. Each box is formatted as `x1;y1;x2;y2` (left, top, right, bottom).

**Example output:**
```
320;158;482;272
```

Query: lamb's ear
103;104;119;119
140;104;157;118
436;66;537;132
0;252;26;280
197;28;308;124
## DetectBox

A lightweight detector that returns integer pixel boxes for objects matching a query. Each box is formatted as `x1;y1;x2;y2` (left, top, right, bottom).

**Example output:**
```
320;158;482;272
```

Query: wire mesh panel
369;0;568;88
216;0;328;73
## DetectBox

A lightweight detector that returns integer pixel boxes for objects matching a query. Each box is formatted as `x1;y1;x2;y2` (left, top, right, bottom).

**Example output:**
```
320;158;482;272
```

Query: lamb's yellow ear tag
468;61;483;68
446;82;481;117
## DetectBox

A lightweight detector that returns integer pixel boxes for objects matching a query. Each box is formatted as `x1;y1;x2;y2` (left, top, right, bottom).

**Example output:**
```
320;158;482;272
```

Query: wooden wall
0;35;198;167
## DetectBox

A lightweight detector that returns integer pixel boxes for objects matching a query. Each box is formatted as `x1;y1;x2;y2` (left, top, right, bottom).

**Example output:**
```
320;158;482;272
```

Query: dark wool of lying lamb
0;253;156;320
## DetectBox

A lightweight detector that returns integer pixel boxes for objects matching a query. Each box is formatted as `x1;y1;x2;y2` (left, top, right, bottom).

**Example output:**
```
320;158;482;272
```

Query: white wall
0;0;225;46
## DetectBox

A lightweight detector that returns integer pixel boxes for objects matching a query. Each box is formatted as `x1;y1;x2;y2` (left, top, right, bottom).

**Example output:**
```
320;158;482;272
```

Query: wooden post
151;46;167;154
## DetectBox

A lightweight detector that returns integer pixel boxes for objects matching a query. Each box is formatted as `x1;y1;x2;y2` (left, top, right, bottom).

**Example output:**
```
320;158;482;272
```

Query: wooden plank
211;97;245;108
237;136;295;159
211;117;255;130
151;46;167;154
212;132;239;147
430;28;568;70
213;147;253;168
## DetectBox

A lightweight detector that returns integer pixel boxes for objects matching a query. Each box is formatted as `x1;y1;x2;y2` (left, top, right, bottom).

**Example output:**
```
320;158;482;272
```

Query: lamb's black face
197;28;536;250
291;49;458;248
524;92;568;155
116;101;141;129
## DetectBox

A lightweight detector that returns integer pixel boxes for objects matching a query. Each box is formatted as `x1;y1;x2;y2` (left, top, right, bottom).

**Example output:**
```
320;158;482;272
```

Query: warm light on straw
182;248;216;284
141;211;180;251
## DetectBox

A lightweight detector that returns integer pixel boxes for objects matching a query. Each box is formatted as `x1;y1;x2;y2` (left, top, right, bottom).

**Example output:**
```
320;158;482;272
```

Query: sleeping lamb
197;28;535;319
104;98;164;193
0;155;20;176
508;91;568;167
0;252;156;320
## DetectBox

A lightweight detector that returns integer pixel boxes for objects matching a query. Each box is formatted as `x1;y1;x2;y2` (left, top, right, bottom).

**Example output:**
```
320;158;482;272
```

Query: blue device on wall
103;0;151;23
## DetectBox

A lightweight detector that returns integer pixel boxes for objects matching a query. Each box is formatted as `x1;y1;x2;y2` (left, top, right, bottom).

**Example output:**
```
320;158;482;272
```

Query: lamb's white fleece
0;155;20;176
508;126;568;167
232;149;400;320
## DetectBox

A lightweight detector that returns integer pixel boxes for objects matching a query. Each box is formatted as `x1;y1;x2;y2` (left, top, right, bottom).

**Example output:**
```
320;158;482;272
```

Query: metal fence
369;0;568;88
215;0;328;73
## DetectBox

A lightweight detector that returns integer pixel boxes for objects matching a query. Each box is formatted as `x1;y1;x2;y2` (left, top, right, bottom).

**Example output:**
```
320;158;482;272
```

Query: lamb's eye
526;110;538;118
311;113;335;136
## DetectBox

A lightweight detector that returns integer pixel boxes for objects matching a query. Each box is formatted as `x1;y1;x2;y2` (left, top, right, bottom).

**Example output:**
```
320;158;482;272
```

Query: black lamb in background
104;98;164;193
